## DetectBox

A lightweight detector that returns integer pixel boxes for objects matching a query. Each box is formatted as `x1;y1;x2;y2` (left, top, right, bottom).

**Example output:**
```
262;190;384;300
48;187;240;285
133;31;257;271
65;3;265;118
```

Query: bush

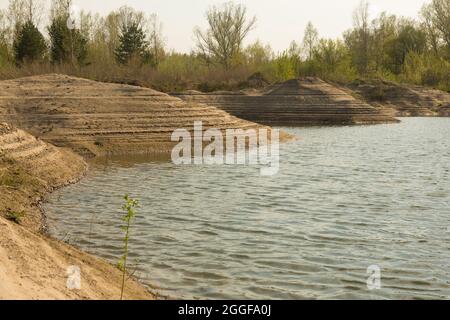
402;52;449;91
5;210;25;224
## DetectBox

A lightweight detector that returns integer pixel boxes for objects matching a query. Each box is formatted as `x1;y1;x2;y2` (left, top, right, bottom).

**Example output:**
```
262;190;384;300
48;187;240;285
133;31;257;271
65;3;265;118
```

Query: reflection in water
44;118;450;299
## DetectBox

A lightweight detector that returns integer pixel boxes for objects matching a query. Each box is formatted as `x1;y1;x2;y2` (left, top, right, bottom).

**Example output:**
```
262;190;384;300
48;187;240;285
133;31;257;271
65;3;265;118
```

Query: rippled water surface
44;118;450;299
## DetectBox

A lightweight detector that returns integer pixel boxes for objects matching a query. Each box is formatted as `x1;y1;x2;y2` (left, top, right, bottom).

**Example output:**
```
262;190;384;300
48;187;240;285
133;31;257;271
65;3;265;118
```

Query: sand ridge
0;74;282;157
173;77;399;126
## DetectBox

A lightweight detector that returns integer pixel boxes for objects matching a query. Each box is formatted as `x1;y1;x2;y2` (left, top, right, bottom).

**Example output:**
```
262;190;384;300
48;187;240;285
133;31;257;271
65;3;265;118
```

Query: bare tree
103;12;121;58
352;0;371;75
50;0;72;20
115;5;146;31
302;21;319;60
8;0;44;28
8;0;28;29
148;14;165;66
430;0;450;48
0;9;9;44
421;3;441;54
1;0;44;48
194;2;256;69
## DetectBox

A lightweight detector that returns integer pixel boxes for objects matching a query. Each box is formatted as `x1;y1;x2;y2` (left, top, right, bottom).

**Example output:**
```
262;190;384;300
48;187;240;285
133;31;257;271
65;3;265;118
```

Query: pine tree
114;22;149;65
48;15;87;64
13;20;46;64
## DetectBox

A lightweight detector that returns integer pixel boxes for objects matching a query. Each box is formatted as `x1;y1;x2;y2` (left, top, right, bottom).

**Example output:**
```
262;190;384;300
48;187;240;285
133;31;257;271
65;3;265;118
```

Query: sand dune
173;77;399;126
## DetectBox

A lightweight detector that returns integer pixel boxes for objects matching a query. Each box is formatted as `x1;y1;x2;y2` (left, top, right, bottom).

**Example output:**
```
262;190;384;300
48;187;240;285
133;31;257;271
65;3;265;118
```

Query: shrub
5;210;25;224
118;194;139;300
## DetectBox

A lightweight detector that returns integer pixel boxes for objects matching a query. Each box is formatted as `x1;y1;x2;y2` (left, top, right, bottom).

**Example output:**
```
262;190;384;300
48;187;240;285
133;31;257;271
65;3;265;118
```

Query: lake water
44;118;450;299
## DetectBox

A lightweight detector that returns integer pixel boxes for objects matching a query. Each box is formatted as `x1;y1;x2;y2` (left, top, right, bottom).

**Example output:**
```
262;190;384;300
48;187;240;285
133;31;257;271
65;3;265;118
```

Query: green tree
314;39;348;75
345;0;372;76
114;21;149;65
48;15;87;64
13;20;46;64
371;12;397;73
244;40;273;67
274;50;300;81
385;21;427;74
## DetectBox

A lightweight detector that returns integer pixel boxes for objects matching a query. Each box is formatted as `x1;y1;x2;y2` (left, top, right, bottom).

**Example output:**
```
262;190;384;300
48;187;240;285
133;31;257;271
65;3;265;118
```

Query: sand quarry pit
0;74;282;157
173;77;400;126
0;74;286;300
2;74;445;300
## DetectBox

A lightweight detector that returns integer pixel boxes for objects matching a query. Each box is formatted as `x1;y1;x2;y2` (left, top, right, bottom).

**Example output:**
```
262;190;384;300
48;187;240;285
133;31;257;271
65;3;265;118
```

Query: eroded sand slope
0;123;152;300
173;77;398;126
0;74;274;157
0;123;86;232
344;80;450;117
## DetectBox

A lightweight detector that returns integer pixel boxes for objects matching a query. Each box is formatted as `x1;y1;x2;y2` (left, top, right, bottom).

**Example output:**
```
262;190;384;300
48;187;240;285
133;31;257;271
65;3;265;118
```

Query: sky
0;0;430;53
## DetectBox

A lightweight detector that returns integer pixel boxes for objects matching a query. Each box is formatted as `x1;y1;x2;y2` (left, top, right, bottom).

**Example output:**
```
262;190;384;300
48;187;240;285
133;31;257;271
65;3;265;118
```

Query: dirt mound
345;80;450;117
243;72;270;89
0;74;276;157
174;77;398;126
0;123;152;299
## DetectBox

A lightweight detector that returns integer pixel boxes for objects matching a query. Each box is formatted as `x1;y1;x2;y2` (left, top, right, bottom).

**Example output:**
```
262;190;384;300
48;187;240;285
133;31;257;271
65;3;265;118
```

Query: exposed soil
0;74;289;300
0;123;153;300
173;77;399;126
0;74;282;157
343;79;450;117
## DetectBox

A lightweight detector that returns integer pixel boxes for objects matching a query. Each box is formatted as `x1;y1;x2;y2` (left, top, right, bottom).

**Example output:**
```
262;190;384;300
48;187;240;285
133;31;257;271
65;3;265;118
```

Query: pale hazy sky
0;0;430;52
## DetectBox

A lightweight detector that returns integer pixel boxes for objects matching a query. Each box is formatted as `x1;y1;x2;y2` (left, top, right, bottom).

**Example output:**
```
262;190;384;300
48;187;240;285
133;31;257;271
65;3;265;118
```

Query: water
44;118;450;299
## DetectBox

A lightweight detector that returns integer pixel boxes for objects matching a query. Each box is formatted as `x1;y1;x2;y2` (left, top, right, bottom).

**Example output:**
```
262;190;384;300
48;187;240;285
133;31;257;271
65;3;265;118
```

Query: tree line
0;0;448;92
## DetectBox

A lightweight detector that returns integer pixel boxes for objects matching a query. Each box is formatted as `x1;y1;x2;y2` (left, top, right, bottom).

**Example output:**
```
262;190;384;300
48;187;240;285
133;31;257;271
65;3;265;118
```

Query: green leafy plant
118;194;139;300
5;210;25;224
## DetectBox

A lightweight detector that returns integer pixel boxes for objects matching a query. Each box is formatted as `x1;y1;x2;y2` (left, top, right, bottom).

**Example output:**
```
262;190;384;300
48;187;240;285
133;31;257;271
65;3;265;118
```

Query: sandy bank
343;79;450;117
0;74;286;157
0;75;290;300
173;77;399;126
0;123;153;300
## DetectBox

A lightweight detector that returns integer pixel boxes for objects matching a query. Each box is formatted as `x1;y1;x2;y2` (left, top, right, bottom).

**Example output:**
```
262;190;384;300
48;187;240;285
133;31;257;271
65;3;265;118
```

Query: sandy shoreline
0;74;294;300
0;123;155;300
